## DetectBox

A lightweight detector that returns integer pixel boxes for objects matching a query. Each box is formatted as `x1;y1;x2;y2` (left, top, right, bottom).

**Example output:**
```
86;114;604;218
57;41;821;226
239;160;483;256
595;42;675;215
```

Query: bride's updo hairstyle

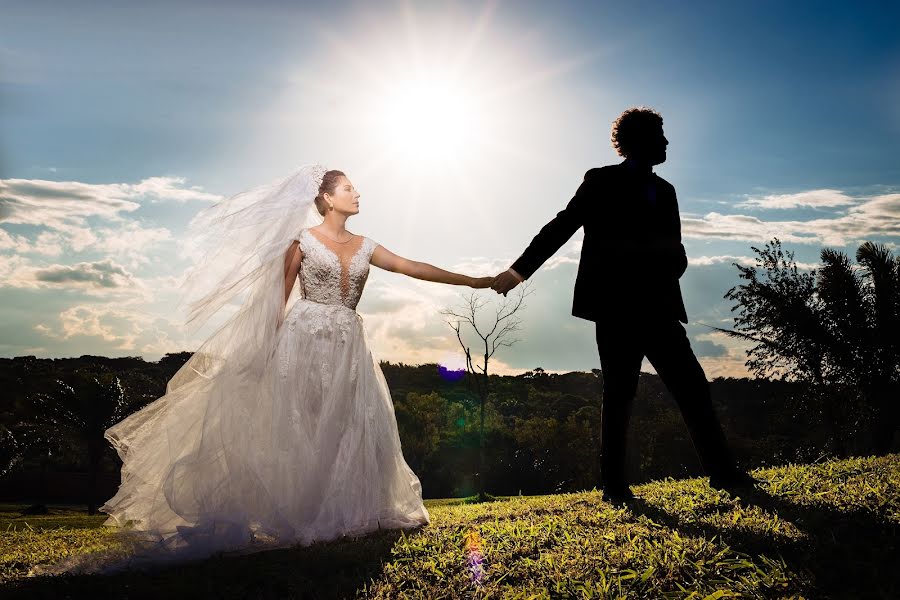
314;169;346;216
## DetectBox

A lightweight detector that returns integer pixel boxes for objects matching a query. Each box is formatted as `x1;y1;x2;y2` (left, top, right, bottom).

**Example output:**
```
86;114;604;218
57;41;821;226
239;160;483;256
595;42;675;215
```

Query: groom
491;107;758;504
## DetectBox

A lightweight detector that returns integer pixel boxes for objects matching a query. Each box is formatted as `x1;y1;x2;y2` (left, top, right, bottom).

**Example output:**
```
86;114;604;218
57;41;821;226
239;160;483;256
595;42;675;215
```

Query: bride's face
325;176;360;216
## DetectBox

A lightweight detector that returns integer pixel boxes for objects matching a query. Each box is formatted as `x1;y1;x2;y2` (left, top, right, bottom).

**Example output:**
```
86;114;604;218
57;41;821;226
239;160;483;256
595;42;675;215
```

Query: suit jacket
510;161;689;324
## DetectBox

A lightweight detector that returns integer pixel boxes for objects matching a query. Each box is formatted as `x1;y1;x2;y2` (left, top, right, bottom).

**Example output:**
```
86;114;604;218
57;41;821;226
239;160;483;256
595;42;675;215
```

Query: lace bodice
295;228;378;310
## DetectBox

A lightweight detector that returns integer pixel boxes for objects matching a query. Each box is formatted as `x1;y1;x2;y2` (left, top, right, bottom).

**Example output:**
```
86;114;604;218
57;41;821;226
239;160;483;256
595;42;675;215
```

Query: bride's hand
469;276;496;289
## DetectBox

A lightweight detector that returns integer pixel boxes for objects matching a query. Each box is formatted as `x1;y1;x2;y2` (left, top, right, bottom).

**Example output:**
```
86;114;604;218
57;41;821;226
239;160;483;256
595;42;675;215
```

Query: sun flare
372;75;487;164
260;3;580;199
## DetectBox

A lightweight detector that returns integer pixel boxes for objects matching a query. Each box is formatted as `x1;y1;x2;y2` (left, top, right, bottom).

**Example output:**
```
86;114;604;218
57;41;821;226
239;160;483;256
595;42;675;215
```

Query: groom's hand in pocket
491;268;524;296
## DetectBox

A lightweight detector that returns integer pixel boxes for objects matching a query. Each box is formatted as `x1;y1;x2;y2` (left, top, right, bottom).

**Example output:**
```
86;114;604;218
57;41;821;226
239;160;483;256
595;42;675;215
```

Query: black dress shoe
709;470;759;491
601;485;636;504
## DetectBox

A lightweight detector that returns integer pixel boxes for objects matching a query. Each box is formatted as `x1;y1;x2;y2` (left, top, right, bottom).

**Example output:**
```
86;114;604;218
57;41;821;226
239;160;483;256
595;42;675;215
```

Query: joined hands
469;276;496;289
468;269;525;294
490;269;524;296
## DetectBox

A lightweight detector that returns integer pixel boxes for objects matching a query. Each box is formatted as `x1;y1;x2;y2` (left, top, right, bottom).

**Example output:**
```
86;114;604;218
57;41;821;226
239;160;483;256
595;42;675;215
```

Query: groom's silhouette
492;107;756;503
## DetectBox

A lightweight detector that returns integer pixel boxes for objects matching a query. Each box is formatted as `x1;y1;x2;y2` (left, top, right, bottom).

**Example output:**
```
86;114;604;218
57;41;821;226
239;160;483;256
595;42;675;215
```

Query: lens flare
438;353;467;382
463;528;485;586
438;364;466;382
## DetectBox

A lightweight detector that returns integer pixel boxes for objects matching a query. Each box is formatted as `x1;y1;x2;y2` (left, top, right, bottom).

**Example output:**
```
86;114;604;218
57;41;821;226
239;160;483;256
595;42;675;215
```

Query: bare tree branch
438;282;534;501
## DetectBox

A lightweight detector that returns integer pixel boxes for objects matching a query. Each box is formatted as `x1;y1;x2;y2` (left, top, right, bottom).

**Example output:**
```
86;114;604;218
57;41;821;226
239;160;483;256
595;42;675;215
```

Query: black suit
511;161;739;488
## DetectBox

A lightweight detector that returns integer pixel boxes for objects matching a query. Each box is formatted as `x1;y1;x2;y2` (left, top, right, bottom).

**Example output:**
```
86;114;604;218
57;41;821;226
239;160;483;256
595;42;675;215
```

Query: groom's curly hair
611;106;663;158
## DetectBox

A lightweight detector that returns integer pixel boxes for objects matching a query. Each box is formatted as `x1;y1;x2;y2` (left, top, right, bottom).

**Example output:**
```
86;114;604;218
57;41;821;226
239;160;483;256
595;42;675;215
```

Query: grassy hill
2;453;898;599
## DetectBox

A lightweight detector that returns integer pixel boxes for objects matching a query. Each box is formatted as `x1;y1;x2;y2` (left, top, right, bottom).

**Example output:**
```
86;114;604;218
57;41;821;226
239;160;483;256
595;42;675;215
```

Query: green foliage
2;454;898;598
0;355;192;511
3;354;895;506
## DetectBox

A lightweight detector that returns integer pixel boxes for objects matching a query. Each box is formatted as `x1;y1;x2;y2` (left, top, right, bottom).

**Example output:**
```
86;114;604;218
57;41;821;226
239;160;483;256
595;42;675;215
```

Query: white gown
51;228;430;573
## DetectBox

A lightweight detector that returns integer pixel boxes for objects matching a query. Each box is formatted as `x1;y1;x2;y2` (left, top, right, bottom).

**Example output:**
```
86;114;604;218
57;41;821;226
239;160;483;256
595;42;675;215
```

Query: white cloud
0;254;32;280
543;254;581;270
0;228;65;256
34;303;195;354
0;176;220;230
690;255;759;267
60;226;100;252
0;179;141;228
32;259;135;289
0;175;184;270
684;192;900;246
690;255;819;270
736;189;856;209
90;222;173;268
130;176;221;204
0;257;142;294
448;256;512;277
36;305;143;349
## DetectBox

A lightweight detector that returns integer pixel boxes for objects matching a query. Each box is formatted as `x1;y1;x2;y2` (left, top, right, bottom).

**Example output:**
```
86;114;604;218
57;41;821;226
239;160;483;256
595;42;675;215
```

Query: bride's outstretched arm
371;245;493;288
283;240;303;305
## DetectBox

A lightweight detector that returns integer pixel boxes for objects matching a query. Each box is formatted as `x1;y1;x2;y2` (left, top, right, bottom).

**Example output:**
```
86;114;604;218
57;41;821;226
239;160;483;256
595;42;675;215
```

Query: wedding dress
35;227;430;574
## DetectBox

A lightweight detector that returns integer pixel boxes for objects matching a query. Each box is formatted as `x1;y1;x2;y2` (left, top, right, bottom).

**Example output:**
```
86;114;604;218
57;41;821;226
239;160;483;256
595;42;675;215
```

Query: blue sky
2;0;899;377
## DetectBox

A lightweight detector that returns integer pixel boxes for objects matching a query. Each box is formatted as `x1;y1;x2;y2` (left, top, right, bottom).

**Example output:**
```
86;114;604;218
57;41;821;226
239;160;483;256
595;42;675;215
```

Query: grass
1;453;898;599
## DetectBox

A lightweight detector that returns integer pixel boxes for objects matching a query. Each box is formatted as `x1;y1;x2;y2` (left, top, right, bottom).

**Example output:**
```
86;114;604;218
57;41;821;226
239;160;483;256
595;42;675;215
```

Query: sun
258;3;587;191
372;74;487;165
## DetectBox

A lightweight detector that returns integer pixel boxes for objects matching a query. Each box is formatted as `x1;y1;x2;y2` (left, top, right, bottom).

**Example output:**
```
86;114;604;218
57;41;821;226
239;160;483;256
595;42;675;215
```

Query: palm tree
852;242;900;451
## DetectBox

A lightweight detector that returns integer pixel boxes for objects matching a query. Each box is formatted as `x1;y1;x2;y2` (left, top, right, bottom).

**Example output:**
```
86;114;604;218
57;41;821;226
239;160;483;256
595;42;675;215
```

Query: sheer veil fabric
29;165;430;575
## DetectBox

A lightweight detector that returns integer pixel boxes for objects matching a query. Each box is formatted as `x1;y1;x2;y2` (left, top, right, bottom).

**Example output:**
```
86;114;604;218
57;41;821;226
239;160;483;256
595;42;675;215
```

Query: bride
35;164;493;574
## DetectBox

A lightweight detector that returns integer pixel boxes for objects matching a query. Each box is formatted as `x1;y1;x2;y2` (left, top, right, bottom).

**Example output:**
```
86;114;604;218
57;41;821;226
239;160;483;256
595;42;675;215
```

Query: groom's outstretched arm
493;170;596;295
